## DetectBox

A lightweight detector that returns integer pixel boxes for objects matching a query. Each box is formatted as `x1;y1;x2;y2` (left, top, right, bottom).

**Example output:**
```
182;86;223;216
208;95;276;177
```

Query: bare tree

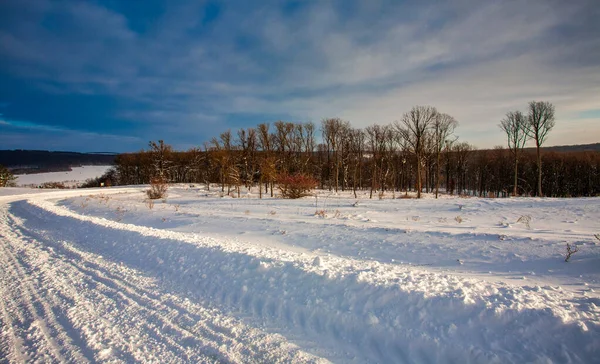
453;142;474;195
395;106;438;198
300;122;316;174
148;140;173;180
525;101;555;196
257;123;277;197
237;128;258;189
500;111;528;196
365;124;390;199
432;113;457;198
322;118;348;192
348;128;364;198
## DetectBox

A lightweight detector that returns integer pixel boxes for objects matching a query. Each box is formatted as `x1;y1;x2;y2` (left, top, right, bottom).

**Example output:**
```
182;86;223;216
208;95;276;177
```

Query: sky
1;0;599;153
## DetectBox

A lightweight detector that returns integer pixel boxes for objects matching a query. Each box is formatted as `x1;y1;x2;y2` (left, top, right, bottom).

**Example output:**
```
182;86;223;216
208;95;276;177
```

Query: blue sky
1;0;599;152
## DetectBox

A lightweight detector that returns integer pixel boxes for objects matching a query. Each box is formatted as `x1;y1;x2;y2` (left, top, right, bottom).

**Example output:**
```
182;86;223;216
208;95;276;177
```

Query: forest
97;103;599;198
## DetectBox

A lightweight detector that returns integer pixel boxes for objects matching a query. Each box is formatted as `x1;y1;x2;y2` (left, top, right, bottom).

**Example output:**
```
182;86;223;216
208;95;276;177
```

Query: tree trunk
536;144;542;197
513;154;518;197
416;155;422;198
435;151;441;198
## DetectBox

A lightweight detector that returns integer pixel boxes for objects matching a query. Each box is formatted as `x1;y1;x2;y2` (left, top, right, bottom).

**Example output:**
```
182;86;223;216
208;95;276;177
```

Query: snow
14;165;112;187
1;185;599;363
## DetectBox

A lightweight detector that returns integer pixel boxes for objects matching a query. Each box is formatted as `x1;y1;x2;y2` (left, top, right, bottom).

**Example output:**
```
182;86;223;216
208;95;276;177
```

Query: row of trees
103;103;598;198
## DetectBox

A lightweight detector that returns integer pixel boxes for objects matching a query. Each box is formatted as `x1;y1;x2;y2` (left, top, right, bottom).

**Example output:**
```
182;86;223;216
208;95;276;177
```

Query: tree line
97;103;599;198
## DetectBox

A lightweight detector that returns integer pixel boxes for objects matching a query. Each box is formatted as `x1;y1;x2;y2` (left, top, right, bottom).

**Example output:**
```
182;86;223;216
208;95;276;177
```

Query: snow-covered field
14;165;112;187
0;185;599;363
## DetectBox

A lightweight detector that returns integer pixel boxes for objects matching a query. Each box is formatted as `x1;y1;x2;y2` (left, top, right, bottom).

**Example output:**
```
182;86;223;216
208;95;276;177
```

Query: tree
432;113;458;198
322;118;349;192
148;140;173;180
453;142;474;195
347;128;364;198
0;165;16;187
210;131;236;193
500;111;528;196
237;128;258;189
257;123;277;197
365;124;389;198
525;101;555;196
395;106;438;198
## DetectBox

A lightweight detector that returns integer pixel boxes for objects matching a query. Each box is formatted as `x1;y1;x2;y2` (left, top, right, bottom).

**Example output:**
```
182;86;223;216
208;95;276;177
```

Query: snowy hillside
14;165;112;187
0;186;599;363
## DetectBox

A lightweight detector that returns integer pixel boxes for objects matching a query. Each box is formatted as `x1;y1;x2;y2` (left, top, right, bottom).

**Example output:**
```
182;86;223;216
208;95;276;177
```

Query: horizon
3;140;600;156
1;0;599;153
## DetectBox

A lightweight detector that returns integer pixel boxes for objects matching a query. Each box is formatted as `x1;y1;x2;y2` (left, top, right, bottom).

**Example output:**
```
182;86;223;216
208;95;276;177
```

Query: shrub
146;177;168;199
0;165;16;187
41;181;68;189
277;173;317;199
145;199;155;209
564;243;579;262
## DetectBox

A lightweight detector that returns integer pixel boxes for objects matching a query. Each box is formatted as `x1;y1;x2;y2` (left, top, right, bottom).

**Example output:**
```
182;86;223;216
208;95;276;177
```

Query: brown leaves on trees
277;173;318;199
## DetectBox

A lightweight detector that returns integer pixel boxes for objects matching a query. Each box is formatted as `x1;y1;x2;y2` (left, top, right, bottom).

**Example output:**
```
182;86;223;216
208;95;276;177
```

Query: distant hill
542;143;600;152
0;150;116;174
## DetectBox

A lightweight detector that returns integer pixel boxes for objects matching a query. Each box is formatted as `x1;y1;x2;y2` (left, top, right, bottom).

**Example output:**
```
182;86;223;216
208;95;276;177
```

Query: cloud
0;118;140;152
0;0;598;151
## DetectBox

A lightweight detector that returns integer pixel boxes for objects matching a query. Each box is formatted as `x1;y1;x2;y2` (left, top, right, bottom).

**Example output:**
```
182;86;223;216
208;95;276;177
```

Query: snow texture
0;185;599;363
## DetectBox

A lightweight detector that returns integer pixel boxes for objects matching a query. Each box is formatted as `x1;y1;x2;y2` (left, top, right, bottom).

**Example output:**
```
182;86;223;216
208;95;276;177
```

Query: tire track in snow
0;206;88;363
22;198;600;363
1;203;326;364
0;266;27;363
41;236;308;363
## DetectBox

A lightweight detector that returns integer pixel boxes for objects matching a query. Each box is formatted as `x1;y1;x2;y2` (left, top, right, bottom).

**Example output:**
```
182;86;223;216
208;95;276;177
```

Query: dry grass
564;243;579;262
315;209;341;218
147;177;168;200
516;215;532;229
115;206;126;221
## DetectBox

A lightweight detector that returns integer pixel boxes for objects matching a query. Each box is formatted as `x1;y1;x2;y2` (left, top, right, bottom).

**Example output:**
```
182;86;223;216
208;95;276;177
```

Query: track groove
0;203;324;363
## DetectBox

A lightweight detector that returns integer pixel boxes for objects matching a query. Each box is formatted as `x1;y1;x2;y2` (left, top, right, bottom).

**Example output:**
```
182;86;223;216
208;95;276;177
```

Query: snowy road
1;188;599;363
0;194;321;363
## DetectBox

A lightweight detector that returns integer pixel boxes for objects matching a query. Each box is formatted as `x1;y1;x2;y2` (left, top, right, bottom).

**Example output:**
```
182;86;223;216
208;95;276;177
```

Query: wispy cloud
0;0;598;151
